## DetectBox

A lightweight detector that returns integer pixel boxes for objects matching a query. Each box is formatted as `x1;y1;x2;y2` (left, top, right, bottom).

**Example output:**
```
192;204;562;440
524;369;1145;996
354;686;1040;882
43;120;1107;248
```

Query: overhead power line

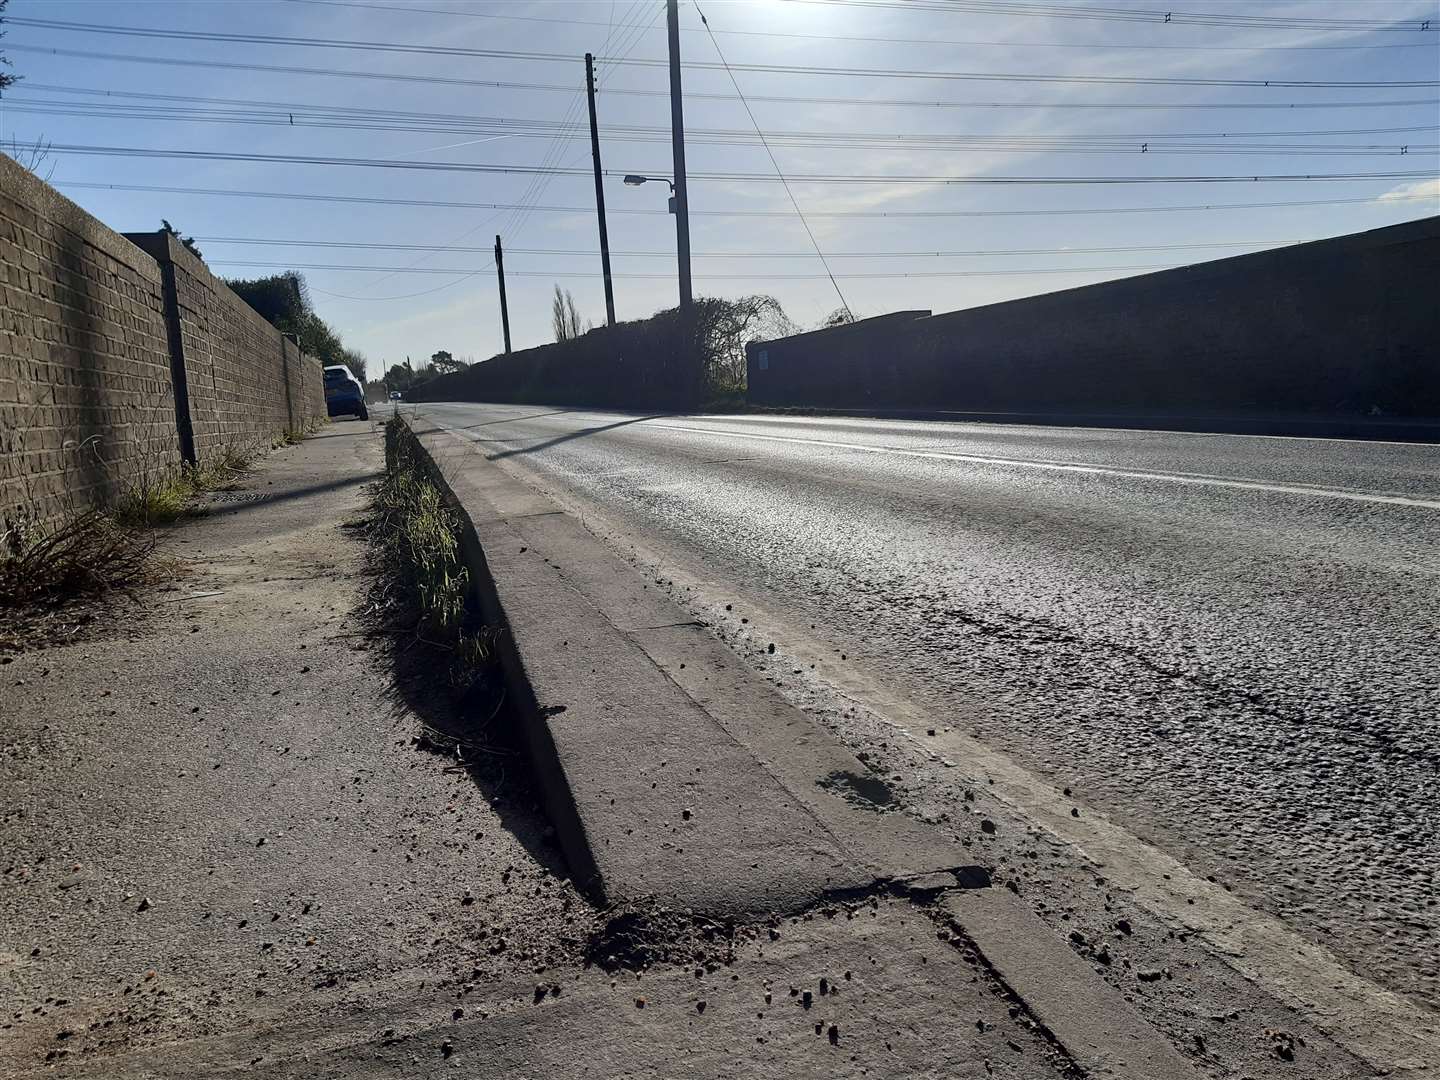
694;0;850;316
308;268;493;303
780;0;1440;33
192;236;1304;257
202;259;1207;280
58;182;1440;219
11;99;1434;156
7;18;1437;85
18;84;1439;141
9;46;1436;110
41;143;1437;185
284;0;1439;51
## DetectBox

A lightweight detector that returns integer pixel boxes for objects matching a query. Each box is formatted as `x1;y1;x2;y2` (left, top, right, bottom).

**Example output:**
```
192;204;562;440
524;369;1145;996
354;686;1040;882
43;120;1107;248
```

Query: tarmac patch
817;769;898;812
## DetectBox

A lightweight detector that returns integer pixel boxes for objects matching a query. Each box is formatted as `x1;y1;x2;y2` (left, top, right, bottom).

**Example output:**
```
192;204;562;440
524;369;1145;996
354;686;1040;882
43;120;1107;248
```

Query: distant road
415;401;1440;1006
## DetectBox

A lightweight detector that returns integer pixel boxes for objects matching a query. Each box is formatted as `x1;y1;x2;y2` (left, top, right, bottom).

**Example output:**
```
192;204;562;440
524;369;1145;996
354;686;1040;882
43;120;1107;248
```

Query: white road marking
646;423;1440;511
699;409;1439;449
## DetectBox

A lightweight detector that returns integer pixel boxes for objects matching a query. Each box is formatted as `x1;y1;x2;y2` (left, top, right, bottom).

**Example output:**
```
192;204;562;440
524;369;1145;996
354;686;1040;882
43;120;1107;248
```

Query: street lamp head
623;174;647;186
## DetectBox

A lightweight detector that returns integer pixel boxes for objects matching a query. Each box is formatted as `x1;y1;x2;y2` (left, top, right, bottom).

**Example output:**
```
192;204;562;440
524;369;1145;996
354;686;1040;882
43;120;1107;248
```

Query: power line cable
308;264;493;302
39;143;1437;184
283;0;1439;51
193;236;1308;256
780;0;1440;33
502;0;658;243
11;99;1434;155
499;0;649;242
7;19;1436;85
693;0;852;317
200;259;1242;279
58;182;1439;218
17;83;1438;140
9;46;1435;110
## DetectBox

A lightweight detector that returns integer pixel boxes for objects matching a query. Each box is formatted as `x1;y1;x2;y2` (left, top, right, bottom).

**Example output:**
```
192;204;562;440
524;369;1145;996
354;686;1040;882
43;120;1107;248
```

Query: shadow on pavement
357;545;571;882
485;413;672;461
455;408;576;431
199;472;376;517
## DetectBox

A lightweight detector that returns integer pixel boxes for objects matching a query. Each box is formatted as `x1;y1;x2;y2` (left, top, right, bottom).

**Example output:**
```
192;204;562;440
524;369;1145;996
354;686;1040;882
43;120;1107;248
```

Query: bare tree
5;136;53;181
0;0;17;91
692;294;798;393
551;285;585;342
820;306;856;328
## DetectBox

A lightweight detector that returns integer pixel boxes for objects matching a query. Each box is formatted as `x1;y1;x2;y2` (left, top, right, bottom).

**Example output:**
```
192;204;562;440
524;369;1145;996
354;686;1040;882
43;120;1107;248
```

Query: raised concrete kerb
942;889;1203;1080
398;415;1210;1080
399;415;969;917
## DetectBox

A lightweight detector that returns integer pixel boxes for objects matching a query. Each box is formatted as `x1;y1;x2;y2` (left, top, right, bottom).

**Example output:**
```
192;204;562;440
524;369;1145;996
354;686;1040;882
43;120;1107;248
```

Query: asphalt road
412;401;1440;1009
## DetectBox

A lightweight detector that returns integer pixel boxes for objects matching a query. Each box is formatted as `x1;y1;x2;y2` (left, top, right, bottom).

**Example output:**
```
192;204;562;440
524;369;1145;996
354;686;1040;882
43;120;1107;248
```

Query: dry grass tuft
112;445;259;527
0;511;173;653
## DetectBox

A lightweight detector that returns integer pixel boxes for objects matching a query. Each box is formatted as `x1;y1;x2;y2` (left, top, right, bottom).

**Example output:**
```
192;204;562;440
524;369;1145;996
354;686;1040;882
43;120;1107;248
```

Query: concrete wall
747;311;932;409
410;307;701;409
747;218;1440;422
0;152;326;540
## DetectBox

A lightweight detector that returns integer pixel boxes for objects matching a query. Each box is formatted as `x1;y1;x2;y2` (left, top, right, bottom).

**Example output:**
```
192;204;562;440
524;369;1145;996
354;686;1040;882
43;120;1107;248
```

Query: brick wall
0;153;328;540
125;232;327;462
0;153;180;540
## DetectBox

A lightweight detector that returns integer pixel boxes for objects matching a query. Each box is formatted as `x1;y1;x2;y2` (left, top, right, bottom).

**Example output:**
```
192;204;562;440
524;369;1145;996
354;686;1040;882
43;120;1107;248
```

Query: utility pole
494;235;512;354
585;53;617;327
665;0;693;312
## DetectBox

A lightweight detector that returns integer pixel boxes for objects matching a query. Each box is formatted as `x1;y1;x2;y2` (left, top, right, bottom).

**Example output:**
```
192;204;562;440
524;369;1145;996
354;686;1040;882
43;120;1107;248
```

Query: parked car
389;390;402;401
323;365;368;420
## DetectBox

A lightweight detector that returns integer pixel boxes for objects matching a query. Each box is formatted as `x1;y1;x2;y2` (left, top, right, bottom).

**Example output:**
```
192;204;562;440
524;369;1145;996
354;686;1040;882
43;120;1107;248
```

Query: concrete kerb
388;417;605;902
394;412;1205;1078
395;414;876;915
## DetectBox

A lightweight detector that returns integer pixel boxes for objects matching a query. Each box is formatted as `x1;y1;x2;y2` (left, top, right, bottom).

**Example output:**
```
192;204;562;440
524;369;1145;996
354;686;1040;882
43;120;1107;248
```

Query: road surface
412;401;1440;1009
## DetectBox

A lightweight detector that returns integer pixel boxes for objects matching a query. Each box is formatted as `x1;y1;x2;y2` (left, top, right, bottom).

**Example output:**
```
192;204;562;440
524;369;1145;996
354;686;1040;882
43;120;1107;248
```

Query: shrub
409;295;796;409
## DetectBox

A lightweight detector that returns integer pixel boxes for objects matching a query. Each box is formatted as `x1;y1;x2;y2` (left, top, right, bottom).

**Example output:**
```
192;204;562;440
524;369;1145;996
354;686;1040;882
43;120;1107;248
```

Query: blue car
323;365;368;420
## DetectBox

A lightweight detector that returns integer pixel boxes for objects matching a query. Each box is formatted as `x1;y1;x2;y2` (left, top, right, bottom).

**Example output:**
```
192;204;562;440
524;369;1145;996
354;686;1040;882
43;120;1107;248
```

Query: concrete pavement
0;419;1179;1079
0;423;590;1075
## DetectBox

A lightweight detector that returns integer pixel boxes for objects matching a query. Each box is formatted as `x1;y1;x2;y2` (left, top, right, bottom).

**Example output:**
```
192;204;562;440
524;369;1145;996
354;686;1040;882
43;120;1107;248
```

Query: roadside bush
408;294;795;410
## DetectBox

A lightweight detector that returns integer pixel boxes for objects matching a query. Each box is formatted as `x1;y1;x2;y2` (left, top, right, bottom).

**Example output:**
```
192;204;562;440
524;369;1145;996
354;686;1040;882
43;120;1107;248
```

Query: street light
623;174;676;213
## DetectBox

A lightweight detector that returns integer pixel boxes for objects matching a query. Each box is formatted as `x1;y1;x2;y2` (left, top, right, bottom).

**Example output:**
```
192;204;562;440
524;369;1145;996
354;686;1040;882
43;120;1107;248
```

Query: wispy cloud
1376;177;1440;204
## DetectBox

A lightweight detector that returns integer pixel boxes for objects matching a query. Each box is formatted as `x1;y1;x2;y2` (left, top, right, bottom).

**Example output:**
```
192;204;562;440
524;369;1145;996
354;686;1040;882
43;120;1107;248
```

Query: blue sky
2;0;1437;374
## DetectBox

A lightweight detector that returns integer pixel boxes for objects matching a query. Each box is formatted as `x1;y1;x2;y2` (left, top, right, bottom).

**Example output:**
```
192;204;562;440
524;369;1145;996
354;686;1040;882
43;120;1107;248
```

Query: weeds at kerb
368;419;493;686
